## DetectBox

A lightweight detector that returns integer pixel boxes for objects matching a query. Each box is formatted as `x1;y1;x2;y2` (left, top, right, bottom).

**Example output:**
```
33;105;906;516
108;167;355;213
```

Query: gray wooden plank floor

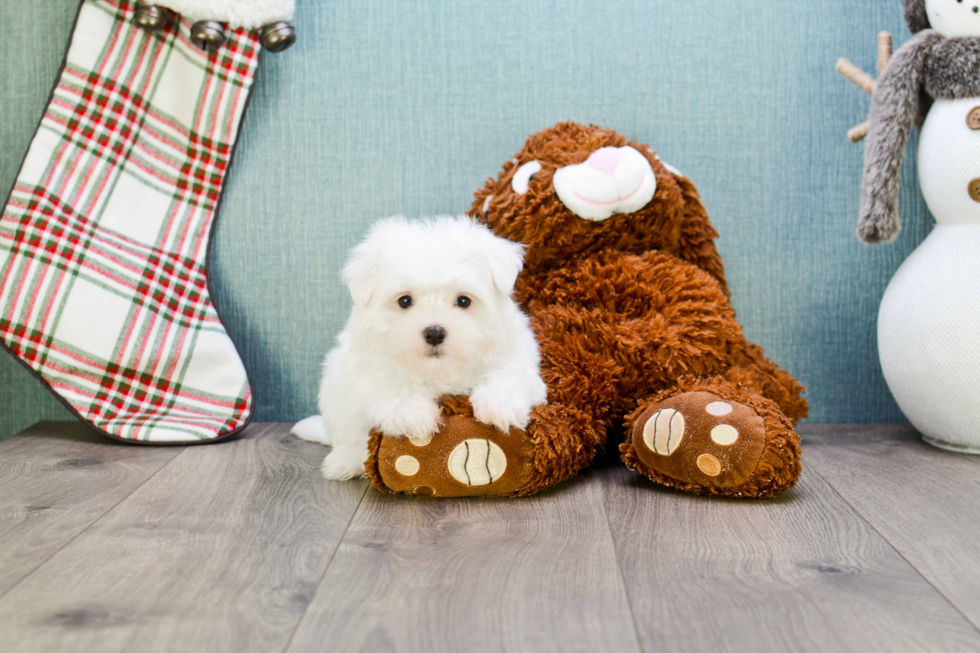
1;422;979;653
288;469;640;653
603;465;979;653
805;425;980;634
0;423;367;653
0;423;182;597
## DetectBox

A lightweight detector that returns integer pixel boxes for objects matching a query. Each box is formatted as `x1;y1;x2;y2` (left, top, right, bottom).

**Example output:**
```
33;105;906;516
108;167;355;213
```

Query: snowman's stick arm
848;121;870;143
835;31;891;144
858;30;942;244
834;57;873;142
878;31;893;74
836;59;876;94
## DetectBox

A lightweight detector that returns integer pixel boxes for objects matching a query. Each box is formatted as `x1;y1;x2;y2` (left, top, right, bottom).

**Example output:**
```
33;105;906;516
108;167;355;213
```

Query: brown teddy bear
366;122;806;498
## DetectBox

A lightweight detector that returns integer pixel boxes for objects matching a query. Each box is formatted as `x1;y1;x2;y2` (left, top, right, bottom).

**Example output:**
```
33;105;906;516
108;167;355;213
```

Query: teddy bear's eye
512;160;542;194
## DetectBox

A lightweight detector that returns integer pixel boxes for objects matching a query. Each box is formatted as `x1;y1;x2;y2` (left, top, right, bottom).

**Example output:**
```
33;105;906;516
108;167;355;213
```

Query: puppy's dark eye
398;295;413;309
456;296;471;309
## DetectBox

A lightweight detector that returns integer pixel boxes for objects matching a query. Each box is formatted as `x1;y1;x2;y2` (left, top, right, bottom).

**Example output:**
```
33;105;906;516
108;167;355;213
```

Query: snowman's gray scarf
903;0;929;34
858;30;980;243
926;37;980;99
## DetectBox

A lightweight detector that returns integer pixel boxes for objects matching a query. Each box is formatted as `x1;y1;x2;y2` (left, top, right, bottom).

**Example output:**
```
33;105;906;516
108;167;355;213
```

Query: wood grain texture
0;423;367;653
287;468;641;653
603;464;980;653
7;422;980;653
0;422;182;597
804;423;980;633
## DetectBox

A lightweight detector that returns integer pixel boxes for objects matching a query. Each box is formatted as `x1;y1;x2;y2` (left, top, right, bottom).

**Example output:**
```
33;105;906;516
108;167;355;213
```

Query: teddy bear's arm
671;173;729;294
859;30;942;244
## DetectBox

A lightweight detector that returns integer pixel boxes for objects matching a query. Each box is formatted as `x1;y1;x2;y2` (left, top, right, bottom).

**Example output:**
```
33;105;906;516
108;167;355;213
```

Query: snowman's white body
878;98;980;451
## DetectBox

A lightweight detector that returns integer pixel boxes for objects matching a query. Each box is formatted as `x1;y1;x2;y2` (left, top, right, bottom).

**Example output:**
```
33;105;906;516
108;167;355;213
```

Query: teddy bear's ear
481;228;526;294
343;216;409;304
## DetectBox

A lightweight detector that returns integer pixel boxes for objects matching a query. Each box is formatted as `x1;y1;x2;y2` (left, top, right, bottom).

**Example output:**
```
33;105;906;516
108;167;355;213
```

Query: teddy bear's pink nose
586;147;623;175
553;145;657;221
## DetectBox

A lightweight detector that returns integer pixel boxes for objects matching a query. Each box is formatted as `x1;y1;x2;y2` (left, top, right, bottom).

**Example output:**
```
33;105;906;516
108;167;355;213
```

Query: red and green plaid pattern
0;0;260;442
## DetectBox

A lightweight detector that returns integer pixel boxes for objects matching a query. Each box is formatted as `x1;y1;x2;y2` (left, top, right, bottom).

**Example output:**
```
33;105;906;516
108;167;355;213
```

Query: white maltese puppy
292;215;548;480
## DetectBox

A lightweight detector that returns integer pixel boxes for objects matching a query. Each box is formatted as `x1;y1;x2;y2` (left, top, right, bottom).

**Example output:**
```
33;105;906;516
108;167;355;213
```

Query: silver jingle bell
190;20;226;52
132;5;172;31
259;21;296;53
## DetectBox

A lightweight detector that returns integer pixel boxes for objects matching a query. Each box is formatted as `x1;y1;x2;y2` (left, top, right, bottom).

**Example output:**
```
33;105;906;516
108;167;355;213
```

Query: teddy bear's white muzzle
553;146;656;221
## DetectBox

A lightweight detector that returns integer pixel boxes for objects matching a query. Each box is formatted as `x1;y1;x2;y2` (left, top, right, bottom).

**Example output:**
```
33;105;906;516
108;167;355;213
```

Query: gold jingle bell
132;5;173;31
259;21;296;53
190;20;226;52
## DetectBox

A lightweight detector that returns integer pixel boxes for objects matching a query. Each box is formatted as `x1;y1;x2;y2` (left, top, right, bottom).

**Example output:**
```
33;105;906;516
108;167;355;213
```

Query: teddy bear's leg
364;396;538;497
730;343;809;424
364;309;618;498
621;376;801;499
364;396;604;498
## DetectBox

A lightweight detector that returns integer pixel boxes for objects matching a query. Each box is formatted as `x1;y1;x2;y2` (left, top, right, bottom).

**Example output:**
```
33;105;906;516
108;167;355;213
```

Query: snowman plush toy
859;0;980;451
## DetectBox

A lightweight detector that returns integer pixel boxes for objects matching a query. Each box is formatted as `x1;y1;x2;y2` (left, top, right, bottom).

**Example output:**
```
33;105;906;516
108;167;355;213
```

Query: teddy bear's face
926;0;980;37
520;144;657;222
474;122;690;270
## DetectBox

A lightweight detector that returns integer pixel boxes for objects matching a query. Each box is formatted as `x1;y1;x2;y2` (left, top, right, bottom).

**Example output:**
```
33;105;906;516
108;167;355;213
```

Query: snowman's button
967;107;980;130
970;178;980;203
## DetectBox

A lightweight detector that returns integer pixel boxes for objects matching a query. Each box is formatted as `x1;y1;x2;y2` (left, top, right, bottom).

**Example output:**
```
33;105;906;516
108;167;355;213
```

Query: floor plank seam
279;480;370;653
0;444;188;604
807;463;980;638
600;479;646;653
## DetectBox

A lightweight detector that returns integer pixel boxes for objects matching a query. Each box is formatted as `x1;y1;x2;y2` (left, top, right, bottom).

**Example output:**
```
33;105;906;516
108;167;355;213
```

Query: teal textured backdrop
0;0;930;438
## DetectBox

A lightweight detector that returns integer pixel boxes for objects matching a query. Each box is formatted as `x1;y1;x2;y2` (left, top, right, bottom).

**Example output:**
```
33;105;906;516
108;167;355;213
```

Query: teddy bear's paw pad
632;391;767;489
447;439;508;486
375;416;533;497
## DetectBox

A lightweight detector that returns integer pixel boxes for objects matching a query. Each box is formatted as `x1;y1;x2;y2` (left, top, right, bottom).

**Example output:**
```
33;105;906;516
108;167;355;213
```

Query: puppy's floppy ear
481;227;525;294
343;217;406;304
342;240;380;305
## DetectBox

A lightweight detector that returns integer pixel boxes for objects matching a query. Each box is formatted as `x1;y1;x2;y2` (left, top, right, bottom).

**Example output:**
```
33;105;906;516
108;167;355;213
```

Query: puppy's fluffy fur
292;216;548;480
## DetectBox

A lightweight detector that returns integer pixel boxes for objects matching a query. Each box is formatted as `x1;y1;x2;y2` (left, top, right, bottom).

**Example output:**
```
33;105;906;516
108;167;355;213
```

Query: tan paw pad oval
697;453;722;477
706;401;733;416
394;455;420;476
447;439;507;486
408;433;433;447
710;424;739;446
643;408;685;456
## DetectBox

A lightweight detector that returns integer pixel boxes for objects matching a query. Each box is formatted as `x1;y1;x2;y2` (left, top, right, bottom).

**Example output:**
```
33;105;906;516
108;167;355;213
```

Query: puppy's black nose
424;326;447;346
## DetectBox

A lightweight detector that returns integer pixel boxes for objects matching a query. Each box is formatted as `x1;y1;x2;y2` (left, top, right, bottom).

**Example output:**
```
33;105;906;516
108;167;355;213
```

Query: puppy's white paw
378;397;441;440
321;447;367;481
471;385;534;433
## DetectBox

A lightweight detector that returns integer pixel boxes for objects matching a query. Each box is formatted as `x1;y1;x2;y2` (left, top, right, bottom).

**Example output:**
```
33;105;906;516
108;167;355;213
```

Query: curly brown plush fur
474;122;805;497
474;122;729;292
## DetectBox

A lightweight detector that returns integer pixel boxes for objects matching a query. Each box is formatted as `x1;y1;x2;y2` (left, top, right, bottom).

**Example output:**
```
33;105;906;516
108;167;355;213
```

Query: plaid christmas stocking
0;0;295;443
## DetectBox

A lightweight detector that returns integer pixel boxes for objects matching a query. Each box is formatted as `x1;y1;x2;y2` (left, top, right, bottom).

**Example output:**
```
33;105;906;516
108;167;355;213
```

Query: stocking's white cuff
154;0;294;29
